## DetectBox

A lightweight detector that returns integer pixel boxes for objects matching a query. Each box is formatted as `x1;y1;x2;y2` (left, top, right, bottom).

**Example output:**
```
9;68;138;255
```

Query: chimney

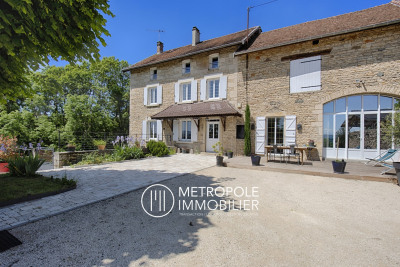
157;41;163;54
192;27;200;46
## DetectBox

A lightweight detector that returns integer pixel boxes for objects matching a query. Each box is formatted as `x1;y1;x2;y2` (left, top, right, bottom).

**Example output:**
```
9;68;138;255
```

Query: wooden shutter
191;119;198;142
157;120;163;140
290;55;321;93
219;75;227;99
174;83;179;103
191;80;198;101
200;79;206;101
255;117;266;154
142;120;147;140
143;87;148;106
157;85;162;104
285;115;296;145
173;120;179;141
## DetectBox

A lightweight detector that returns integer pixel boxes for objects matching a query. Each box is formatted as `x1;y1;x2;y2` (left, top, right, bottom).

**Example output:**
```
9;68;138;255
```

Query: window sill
179;100;194;104
203;98;222;102
147;103;161;107
175;140;194;143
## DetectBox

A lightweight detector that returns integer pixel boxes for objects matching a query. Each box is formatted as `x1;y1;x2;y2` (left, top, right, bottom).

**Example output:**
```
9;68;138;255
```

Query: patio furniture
265;145;307;165
380;161;395;175
285;145;300;165
306;146;315;161
365;149;397;166
268;144;284;162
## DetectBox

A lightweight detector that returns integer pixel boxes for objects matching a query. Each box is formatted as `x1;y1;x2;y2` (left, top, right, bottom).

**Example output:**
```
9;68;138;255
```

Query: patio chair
269;144;284;162
365;149;397;166
285;144;300;165
380;161;395;175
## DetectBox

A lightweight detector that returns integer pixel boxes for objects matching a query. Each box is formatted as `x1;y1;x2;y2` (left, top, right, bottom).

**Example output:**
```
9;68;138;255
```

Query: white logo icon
141;184;175;218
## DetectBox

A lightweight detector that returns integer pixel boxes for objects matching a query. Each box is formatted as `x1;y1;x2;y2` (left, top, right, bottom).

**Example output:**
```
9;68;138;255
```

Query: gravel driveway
2;167;400;266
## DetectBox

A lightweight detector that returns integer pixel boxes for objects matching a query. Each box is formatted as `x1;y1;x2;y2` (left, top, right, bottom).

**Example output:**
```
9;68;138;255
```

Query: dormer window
209;53;219;69
150;68;157;80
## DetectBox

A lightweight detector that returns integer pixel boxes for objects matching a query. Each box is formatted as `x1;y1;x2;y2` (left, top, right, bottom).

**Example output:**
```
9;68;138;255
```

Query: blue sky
49;0;389;67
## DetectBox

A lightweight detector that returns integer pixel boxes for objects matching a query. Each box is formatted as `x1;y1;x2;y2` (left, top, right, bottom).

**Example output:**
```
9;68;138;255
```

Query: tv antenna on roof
147;29;165;42
246;0;279;43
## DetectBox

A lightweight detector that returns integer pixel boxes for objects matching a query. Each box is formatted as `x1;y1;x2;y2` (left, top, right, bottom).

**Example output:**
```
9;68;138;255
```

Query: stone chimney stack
157;41;163;54
192;27;200;46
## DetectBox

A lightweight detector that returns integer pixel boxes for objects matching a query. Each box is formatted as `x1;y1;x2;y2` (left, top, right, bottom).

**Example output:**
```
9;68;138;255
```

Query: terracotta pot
0;162;9;173
97;145;106;150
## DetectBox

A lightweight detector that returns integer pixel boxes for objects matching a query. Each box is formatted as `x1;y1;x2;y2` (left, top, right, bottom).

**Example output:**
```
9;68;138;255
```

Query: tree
244;104;252;156
0;0;114;103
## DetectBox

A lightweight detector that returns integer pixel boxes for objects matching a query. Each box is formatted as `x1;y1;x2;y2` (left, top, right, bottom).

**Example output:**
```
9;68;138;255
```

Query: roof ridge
259;2;393;37
392;0;400;7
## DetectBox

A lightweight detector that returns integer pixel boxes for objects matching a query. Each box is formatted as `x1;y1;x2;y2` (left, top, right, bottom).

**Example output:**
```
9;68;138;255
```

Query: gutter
123;26;261;72
234;19;400;56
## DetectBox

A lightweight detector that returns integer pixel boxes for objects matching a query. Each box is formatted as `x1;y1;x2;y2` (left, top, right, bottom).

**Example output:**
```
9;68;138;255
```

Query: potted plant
251;154;261;166
212;141;224;167
66;141;76;152
227;150;233;159
0;135;18;173
308;139;315;147
93;139;106;150
332;137;346;173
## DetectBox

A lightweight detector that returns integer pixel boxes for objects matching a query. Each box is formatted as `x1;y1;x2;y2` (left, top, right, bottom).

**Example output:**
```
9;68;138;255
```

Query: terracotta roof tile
124;27;260;71
151;101;241;119
237;1;400;54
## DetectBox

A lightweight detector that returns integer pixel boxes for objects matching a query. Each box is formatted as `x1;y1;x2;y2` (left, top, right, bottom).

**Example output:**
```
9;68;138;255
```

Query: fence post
58;130;61;152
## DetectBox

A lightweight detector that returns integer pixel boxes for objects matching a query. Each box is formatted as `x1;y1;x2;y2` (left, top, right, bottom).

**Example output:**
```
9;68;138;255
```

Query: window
184;62;191;73
267;117;284;145
236;125;245;139
211;57;219;69
290;55;321;93
149;87;157;104
207;79;220;99
151;68;157;80
181;83;192;101
149;121;157;139
209;54;219;69
181;120;192;141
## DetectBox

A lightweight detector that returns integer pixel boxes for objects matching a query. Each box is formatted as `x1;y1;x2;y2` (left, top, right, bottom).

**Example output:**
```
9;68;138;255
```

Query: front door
206;120;220;152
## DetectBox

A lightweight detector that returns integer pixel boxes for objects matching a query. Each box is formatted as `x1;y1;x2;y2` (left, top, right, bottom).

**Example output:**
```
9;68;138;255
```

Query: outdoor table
265;145;307;165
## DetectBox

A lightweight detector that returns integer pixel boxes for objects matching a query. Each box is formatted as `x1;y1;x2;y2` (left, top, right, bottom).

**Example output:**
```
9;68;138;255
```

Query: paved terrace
0;154;215;231
225;156;398;184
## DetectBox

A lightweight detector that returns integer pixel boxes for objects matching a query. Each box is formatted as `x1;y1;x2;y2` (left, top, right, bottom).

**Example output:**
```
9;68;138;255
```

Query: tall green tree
244;104;252;156
0;0;114;103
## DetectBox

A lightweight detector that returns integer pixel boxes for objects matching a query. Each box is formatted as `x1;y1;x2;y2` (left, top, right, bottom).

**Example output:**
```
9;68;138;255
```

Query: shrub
0;135;18;162
113;145;144;160
7;154;45;176
147;140;169;157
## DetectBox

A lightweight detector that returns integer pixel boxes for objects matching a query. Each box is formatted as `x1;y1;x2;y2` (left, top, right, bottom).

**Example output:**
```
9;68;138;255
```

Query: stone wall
53;150;114;168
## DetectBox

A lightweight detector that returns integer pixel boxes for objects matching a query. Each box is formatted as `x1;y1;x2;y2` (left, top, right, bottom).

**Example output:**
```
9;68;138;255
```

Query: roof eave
151;113;242;120
234;19;400;56
123;27;261;72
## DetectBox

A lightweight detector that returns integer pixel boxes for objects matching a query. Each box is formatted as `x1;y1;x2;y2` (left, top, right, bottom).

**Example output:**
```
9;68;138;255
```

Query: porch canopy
151;100;241;130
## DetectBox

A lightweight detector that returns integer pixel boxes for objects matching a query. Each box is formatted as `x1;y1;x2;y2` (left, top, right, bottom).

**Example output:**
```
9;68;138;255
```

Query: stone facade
129;24;400;158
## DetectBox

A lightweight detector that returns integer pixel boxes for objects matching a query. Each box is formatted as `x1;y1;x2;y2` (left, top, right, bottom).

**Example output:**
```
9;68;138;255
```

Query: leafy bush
93;139;106;146
7;154;45;176
147;140;169;157
244;104;252;156
113;145;144;160
75;152;116;165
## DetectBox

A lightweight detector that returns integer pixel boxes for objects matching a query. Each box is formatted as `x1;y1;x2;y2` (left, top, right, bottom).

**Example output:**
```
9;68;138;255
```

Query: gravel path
1;167;400;266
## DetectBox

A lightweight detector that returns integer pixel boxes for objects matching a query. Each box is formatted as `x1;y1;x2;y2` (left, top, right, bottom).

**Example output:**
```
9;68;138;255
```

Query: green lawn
0;173;76;203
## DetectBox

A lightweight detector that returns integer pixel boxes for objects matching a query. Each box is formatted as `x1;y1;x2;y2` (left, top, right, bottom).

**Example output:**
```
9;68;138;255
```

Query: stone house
124;1;400;160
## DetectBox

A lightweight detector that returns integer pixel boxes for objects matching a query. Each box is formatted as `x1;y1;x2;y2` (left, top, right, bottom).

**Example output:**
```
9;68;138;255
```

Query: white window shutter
191;119;198;142
174;83;179;103
143;87;148;106
157;85;162;104
200;79;206;101
173;120;179;141
255;117;266;155
290;60;301;93
142;120;147;140
285;115;296;145
219;75;227;99
191;80;198;101
290;56;321;93
157;120;163;140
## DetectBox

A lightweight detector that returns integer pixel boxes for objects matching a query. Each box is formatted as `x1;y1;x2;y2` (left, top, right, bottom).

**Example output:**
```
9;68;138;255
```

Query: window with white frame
290;55;321;93
267;117;284;145
207;78;220;99
181;82;191;101
209;54;219;69
149;121;157;139
150;68;157;80
181;120;192;141
184;62;190;73
149;87;157;104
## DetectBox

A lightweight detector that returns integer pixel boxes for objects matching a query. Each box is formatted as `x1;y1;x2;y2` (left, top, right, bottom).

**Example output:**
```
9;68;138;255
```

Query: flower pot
0;162;9;173
216;155;224;167
393;162;400;185
332;160;346;173
308;141;315;147
97;145;106;150
251;155;261;166
227;151;233;158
